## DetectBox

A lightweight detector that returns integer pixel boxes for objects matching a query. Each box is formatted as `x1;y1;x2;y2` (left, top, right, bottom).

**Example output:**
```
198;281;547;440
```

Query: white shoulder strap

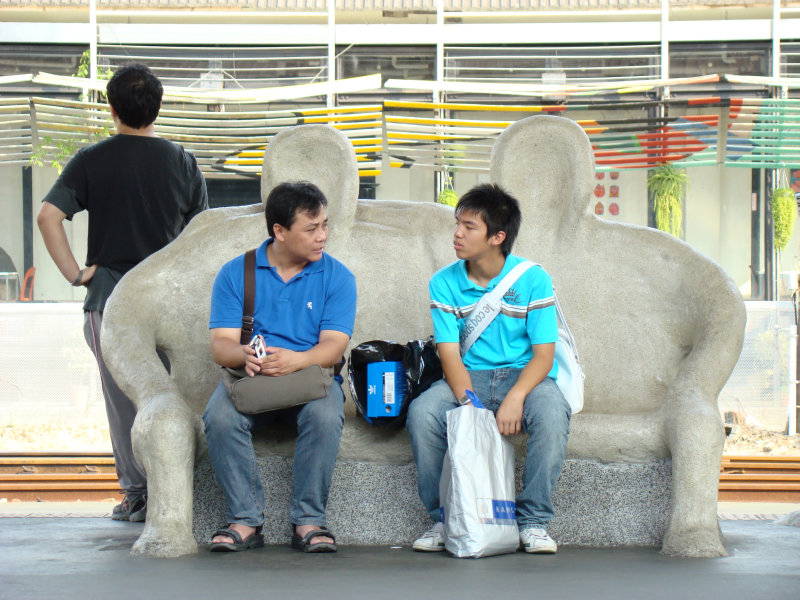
528;263;581;365
459;260;535;356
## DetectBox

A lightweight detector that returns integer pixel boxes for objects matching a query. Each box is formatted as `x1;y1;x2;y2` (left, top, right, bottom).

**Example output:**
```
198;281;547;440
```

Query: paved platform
2;500;797;519
0;505;798;600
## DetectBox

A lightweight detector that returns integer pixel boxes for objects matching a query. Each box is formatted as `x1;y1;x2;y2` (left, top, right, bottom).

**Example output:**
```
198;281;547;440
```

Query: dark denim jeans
406;370;571;530
203;380;345;528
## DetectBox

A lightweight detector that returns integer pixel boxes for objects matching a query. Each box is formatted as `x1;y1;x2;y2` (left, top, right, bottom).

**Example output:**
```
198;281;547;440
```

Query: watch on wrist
71;269;83;287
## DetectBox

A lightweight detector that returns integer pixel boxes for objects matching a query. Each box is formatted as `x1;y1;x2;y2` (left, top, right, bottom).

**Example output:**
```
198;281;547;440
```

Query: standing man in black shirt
37;63;208;522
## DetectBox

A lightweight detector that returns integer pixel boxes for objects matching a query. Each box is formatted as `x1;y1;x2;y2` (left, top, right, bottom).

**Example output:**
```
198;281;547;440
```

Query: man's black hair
455;183;522;256
265;181;328;238
105;63;163;129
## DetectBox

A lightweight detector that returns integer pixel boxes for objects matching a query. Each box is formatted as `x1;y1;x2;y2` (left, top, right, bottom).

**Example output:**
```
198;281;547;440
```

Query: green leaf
647;164;688;238
437;188;459;207
772;187;796;251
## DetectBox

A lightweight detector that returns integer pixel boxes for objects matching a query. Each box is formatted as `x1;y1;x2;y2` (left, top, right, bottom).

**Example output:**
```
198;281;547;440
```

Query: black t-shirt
43;134;208;310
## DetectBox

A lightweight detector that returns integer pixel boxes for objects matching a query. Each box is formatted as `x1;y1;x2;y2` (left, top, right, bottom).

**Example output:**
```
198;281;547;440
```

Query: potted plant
772;180;797;294
437;169;458;207
772;186;796;253
647;163;688;238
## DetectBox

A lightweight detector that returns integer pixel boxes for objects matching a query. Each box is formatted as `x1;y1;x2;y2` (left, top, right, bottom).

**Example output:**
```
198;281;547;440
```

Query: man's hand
495;389;525;435
260;347;306;377
242;344;262;377
37;202;91;288
76;264;99;286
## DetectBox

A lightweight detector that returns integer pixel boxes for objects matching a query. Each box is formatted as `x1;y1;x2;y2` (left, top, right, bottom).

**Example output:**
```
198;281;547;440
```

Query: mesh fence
719;301;797;433
1;301;796;433
0;303;105;426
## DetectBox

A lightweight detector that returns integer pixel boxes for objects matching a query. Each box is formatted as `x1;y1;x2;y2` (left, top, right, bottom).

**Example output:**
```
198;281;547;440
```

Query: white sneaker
412;522;445;552
520;527;557;554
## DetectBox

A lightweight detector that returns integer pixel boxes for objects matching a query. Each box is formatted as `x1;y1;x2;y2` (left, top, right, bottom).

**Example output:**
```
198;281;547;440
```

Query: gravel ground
0;424;112;453
723;425;800;456
1;423;799;456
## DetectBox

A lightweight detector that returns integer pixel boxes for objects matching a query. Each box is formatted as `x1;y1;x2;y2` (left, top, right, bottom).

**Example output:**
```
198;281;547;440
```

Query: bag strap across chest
459;260;534;356
240;248;257;345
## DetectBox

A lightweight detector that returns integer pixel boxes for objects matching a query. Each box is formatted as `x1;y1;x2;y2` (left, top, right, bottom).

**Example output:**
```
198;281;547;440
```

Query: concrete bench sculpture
101;116;745;559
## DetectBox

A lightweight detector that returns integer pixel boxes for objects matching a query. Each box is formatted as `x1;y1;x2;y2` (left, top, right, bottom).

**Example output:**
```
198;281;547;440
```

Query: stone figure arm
36;202;97;286
496;342;555;435
658;266;746;557
657;262;746;420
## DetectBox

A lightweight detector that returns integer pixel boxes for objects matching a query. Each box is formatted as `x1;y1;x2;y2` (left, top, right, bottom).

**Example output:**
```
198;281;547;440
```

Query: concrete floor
0;507;798;600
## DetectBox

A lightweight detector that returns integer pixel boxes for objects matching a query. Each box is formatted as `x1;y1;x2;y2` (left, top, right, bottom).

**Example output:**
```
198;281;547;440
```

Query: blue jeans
202;379;345;528
406;370;570;530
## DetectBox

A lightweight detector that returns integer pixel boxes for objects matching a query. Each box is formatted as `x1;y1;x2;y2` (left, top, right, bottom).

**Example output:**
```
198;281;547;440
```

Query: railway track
719;455;800;502
1;452;799;503
0;452;120;502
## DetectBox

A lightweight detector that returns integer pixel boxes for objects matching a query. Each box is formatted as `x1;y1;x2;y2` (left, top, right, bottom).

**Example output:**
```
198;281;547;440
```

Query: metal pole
327;0;335;108
765;169;775;300
89;0;97;102
435;0;445;201
790;290;798;435
661;0;669;83
751;170;763;298
772;0;780;80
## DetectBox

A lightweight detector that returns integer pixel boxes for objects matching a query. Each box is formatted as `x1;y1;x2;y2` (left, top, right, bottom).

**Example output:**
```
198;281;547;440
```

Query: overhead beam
0;23;92;44
2;19;798;46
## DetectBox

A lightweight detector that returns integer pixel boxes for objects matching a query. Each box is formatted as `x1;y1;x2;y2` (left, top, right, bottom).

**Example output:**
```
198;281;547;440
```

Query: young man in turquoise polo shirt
203;181;356;553
407;183;571;554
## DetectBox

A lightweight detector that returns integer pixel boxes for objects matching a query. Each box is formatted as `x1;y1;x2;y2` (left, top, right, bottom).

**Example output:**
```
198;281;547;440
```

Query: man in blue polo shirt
203;181;356;554
407;183;571;554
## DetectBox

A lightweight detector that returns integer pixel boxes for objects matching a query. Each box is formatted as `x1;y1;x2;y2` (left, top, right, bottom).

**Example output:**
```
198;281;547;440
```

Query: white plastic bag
439;404;519;558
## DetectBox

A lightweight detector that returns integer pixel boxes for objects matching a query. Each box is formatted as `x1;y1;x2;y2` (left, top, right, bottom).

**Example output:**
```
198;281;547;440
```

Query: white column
435;0;445;198
661;0;670;99
772;0;781;79
89;0;97;101
789;323;797;435
327;0;336;108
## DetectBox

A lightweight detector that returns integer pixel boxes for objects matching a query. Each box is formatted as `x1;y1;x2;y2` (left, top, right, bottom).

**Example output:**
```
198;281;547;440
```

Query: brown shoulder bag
220;248;334;414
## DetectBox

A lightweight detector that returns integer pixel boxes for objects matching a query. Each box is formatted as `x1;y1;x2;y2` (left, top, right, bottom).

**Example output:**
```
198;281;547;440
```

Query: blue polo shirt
429;254;558;375
209;239;356;352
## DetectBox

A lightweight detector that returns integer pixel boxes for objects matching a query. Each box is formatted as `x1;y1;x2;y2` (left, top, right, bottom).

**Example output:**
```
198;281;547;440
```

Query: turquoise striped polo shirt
429;254;559;375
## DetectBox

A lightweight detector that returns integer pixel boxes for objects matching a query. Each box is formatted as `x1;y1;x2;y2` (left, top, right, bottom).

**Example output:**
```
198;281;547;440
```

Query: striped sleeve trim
528;296;555;310
430;300;457;315
499;296;555;319
430;300;477;319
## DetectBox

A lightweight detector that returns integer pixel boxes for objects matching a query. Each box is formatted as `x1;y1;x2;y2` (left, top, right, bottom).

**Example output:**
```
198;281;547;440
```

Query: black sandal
291;527;337;553
209;525;264;552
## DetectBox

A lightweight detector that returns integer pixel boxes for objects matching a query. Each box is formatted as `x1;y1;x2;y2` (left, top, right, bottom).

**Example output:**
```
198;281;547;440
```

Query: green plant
75;49;114;86
647;164;688;238
438;188;458;207
76;49;91;79
29;136;78;174
772;187;796;251
30;50;113;173
437;171;458;207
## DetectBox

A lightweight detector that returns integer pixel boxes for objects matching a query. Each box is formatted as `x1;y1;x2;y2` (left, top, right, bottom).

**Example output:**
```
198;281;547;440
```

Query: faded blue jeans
406;370;571;530
202;379;345;528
